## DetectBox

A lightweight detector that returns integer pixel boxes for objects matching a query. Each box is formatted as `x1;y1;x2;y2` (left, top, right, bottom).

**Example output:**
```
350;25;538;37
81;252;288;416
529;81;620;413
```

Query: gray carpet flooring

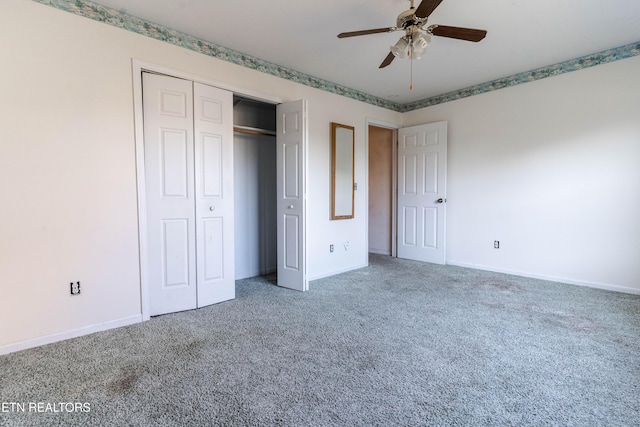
1;254;639;426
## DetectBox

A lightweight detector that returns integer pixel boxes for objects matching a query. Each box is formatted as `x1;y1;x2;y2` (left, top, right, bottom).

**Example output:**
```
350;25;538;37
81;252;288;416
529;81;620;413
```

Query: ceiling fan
337;0;487;69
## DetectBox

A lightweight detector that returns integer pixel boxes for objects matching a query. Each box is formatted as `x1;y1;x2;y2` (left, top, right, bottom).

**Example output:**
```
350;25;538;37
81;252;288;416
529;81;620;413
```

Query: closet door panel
143;73;197;316
194;82;235;306
276;100;308;291
201;134;223;198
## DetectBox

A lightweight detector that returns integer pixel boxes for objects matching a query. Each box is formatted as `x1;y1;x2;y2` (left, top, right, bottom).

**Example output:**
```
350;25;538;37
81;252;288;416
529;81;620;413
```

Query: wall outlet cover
70;281;81;295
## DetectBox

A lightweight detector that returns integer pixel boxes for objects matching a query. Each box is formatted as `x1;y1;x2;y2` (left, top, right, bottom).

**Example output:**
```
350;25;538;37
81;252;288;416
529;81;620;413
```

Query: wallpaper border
401;41;640;112
33;0;640;113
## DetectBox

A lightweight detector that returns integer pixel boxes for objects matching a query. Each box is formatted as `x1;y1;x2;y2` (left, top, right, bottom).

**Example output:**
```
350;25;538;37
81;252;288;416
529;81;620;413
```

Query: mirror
331;122;355;220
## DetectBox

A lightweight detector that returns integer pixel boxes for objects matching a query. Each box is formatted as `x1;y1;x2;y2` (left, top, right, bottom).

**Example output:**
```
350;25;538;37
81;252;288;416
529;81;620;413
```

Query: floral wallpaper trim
32;0;404;111
33;0;640;113
401;41;640;112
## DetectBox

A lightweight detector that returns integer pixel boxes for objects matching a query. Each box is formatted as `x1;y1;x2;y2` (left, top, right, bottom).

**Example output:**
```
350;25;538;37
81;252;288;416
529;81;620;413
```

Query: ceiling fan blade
415;0;445;19
379;52;396;69
338;27;396;38
430;25;487;42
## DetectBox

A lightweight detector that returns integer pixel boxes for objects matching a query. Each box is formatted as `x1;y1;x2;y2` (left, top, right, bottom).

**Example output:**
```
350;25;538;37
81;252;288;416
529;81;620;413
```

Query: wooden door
368;125;395;256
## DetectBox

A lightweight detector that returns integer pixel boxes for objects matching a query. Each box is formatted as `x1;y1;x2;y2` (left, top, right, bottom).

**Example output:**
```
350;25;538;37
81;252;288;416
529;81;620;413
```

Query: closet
140;70;307;318
142;72;235;316
233;96;278;280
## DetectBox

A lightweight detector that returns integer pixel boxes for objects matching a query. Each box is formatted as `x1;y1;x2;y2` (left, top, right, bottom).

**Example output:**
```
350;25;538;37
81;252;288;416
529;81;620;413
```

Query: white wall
403;56;640;293
0;0;402;352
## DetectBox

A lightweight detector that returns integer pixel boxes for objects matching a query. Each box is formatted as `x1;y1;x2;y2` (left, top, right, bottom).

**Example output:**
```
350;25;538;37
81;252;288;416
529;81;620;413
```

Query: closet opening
233;96;278;280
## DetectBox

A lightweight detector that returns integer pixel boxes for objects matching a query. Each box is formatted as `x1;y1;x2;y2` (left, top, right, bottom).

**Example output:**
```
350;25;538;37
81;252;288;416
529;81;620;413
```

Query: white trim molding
447;260;640;296
0;315;142;356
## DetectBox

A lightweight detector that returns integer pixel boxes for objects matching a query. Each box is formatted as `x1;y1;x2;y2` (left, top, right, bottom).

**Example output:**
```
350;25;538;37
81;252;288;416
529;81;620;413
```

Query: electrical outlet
70;281;81;295
494;241;500;249
330;244;334;253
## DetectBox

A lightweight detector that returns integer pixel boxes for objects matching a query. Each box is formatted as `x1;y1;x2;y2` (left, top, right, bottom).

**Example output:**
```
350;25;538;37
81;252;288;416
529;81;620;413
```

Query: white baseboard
446;260;640;295
236;270;262;280
0;315;143;356
369;248;392;256
308;263;368;282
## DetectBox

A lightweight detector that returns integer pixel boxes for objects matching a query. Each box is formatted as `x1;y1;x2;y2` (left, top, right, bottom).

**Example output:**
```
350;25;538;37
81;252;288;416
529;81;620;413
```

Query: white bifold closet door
276;100;308;292
143;72;235;316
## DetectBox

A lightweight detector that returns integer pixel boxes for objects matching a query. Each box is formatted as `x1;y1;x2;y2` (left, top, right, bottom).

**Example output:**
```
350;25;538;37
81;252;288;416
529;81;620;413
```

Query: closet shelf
233;125;276;137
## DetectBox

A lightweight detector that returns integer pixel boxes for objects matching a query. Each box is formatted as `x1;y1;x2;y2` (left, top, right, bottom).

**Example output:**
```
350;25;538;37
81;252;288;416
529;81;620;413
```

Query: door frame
365;118;399;260
132;59;284;320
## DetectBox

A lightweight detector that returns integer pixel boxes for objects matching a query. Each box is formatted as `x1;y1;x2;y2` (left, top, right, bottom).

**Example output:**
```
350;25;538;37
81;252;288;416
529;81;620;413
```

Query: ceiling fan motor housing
397;8;427;30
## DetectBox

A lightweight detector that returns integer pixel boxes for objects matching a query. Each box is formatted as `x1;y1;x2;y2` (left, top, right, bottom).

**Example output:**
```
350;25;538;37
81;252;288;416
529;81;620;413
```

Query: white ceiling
90;0;640;105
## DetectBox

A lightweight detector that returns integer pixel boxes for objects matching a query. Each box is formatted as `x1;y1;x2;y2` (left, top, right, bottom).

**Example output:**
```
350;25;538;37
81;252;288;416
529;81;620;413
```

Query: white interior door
193;82;235;306
143;73;235;316
143;73;197;315
397;121;447;264
276;100;308;291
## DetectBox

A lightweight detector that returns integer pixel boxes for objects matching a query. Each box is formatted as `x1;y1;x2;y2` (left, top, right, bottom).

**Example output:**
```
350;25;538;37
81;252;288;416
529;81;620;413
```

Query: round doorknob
209;206;215;211
436;198;446;204
287;205;294;209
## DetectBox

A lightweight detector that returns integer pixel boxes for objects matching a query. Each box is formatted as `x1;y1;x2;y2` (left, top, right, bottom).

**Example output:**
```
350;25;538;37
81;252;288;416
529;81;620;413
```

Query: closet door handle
287;205;294;209
209;206;215;212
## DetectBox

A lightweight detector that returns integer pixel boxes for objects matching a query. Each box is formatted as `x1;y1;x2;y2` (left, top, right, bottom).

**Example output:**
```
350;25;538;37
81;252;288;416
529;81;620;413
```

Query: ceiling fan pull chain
410;47;414;90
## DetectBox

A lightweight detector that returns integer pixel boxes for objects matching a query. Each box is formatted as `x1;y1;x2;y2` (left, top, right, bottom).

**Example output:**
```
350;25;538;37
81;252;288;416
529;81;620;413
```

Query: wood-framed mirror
331;122;355;220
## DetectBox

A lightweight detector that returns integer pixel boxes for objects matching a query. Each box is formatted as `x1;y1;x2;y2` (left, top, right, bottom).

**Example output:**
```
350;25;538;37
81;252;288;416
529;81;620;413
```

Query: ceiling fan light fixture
413;32;431;49
390;37;409;58
417;32;432;48
411;32;431;60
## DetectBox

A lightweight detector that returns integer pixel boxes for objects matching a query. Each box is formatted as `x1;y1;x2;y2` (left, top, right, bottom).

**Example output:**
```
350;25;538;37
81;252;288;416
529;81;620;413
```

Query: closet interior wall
233;96;278;280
